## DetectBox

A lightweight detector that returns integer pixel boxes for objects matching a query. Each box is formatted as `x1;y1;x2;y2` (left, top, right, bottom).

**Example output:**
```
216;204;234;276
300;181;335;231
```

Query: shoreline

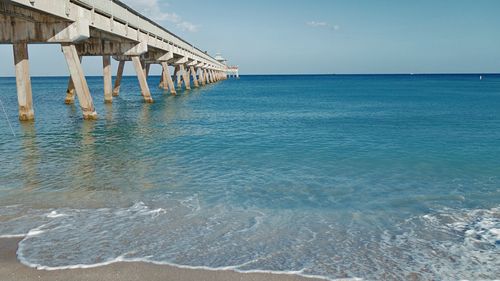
0;238;329;281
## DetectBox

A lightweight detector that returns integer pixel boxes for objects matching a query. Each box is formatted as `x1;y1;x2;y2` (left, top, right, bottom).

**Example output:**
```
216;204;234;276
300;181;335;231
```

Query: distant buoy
480;75;483;80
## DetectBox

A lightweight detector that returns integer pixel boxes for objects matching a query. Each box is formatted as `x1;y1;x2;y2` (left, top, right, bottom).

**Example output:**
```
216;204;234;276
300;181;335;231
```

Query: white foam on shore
0;227;47;239
25;225;47;237
145;208;167;218
0;234;26;238
17;253;353;281
46;211;67;218
6;205;348;281
4;203;499;281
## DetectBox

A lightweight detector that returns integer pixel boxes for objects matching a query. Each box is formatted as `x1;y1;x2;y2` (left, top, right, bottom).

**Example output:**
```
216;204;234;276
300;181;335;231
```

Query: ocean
0;74;499;280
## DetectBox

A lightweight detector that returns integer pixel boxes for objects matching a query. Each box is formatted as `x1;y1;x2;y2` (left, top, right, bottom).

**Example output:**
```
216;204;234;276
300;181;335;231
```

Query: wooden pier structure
0;0;231;121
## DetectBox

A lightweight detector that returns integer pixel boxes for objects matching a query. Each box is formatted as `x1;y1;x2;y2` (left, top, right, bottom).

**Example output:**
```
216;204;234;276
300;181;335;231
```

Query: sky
1;0;500;76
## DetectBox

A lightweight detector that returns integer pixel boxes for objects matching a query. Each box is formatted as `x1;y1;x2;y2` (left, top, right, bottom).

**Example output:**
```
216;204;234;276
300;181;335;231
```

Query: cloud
306;21;340;31
176;21;199;33
121;0;199;32
307;21;328;27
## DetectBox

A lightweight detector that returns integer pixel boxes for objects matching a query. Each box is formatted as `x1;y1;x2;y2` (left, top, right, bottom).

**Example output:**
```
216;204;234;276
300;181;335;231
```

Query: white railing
74;0;222;67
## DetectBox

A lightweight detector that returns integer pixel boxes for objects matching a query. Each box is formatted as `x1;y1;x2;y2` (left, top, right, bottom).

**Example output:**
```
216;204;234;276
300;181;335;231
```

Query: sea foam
2;202;499;281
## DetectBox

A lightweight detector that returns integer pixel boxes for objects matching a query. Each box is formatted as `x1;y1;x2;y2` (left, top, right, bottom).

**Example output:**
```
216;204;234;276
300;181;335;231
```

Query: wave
1;202;499;281
18;255;340;281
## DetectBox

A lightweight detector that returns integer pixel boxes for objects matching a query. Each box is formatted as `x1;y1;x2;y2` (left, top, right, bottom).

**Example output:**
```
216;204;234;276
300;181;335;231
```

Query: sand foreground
0;238;326;281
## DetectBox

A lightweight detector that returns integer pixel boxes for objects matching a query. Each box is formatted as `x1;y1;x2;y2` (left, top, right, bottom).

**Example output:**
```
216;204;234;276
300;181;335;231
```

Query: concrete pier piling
180;64;191;90
131;56;153;103
161;62;176;95
205;69;209;84
65;78;76;105
201;69;207;86
61;44;97;120
190;66;199;88
209;70;215;83
174;65;181;89
64;56;81;105
102;55;113;104
143;63;151;78
1;0;234;122
113;61;125;97
13;42;34;121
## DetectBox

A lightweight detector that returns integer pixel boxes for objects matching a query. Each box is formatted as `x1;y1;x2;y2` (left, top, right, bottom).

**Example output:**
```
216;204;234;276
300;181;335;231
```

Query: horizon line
0;73;498;78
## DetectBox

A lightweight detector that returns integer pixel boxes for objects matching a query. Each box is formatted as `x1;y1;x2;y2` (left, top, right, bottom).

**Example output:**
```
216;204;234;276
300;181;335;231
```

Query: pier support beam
61;44;97;120
197;68;204;86
174;65;181;89
64;56;82;104
143;62;151;78
102;55;113;103
161;62;176;95
65;78;76;104
159;69;166;89
13;42;35;121
180;64;191;90
131;56;153;103
204;69;210;84
190;66;199;88
113;61;125;96
208;70;214;83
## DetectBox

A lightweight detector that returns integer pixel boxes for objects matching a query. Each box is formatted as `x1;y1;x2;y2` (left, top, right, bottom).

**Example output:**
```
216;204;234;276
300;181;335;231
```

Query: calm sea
0;74;499;280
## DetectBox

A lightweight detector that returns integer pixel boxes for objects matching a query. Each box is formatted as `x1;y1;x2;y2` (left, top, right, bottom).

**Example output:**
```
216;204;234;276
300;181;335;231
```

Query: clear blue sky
1;0;499;76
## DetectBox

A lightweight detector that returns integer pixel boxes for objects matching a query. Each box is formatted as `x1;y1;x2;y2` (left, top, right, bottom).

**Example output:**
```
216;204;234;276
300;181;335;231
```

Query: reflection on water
138;101;152;127
104;103;113;123
76;120;97;191
20;122;40;192
0;75;500;280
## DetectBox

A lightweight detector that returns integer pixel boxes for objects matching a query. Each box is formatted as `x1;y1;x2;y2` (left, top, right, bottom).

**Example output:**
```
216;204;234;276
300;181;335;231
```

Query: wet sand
0;238;326;281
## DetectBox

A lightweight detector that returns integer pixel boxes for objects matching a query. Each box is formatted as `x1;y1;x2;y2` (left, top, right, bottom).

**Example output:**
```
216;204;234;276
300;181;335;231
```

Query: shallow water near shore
0;74;499;280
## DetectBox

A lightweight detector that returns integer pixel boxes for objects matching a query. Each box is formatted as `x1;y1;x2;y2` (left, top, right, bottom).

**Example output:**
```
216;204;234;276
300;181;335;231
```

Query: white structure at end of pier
216;53;239;78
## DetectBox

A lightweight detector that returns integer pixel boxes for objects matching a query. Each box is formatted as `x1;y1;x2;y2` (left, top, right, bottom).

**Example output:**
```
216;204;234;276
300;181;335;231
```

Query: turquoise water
0;74;499;280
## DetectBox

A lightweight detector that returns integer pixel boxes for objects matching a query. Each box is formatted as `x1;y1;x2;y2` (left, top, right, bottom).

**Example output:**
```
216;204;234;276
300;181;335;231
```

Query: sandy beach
0;238;326;281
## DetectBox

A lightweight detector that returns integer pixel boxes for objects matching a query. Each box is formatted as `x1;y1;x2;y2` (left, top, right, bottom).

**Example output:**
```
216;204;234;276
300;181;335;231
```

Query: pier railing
8;0;224;69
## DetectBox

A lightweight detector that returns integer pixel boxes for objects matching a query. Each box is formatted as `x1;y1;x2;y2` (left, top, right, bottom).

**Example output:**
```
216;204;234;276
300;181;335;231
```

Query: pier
0;0;233;121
